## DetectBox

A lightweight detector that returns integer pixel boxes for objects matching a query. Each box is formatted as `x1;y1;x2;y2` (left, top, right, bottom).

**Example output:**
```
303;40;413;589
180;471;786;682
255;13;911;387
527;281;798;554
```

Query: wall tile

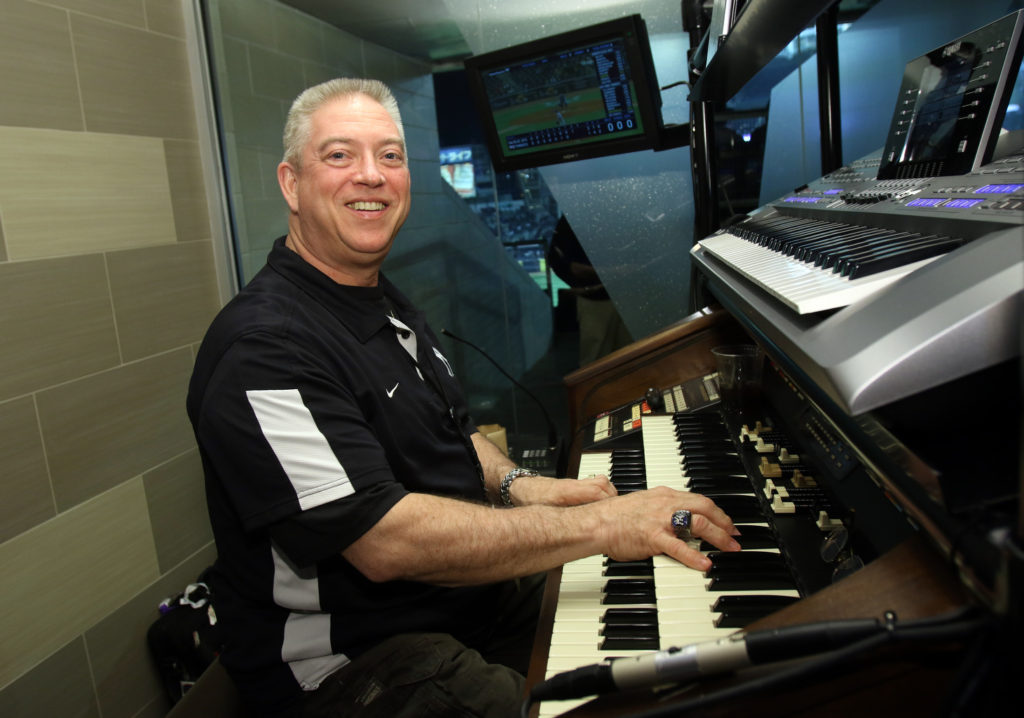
0;638;99;718
230;87;287;150
406;124;440;162
145;0;185;38
0;126;177;260
37;349;197;511
302;60;338;91
0;254;119;401
215;37;253;134
322;25;364;75
0;209;7;262
107;241;221;361
88;543;217;718
0;0;84;131
410;158;445;198
134;697;172;718
164;139;213;242
250;44;309;101
72;12;196;139
274;2;325;65
143;449;214;573
397;90;439;132
259;147;284;197
0;397;54;543
242;195;289;254
43;0;146;28
218;0;277;47
0;478;159;689
235;143;269;199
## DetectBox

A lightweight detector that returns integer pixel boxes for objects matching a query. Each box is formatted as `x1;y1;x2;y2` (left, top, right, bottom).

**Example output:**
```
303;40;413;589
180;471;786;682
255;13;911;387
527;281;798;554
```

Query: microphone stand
441;328;565;476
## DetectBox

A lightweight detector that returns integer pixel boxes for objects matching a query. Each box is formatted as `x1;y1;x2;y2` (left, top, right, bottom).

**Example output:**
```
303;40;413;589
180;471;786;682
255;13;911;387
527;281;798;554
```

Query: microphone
530;617;886;702
440;327;564;476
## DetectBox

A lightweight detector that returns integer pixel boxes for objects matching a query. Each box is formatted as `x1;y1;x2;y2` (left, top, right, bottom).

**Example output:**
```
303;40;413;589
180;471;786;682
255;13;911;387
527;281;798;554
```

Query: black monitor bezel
463;15;664;172
877;10;1024;179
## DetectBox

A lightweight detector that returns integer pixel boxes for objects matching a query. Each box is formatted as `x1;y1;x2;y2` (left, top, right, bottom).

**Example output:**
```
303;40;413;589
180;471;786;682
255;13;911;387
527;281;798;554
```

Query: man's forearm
343;485;742;586
343;492;601;586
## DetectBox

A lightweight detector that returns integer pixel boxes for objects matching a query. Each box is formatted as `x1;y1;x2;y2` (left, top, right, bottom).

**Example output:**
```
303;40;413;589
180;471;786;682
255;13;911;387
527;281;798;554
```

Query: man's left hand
508;474;617;507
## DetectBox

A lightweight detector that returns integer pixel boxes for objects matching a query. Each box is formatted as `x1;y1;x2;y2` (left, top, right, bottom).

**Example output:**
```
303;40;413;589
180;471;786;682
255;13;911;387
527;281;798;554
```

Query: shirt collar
265;236;415;343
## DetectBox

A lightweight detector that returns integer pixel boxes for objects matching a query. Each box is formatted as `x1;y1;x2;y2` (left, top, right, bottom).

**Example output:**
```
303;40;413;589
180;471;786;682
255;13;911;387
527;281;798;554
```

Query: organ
524;8;1023;716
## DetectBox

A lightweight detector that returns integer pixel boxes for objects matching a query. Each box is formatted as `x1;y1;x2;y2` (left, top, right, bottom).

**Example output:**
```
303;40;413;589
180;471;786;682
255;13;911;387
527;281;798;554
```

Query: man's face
279;93;411;279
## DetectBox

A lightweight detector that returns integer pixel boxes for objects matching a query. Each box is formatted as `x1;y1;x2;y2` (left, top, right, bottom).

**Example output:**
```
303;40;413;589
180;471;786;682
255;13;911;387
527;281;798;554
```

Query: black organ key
713;594;800;628
700;526;779;551
604;559;654;577
683;456;743;471
706;551;787;570
707;573;798;590
700;495;764;523
609;448;646;493
602;607;658;626
600;634;660;650
602;578;656;604
688;477;756;494
712;594;799;614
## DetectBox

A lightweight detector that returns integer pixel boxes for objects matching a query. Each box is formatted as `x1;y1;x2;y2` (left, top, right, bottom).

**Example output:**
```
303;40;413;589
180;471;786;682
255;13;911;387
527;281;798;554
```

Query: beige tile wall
0;0;454;716
0;0;220;715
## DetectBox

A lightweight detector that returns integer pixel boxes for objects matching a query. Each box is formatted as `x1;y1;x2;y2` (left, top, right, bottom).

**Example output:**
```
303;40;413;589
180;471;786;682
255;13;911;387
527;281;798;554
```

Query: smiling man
278;89;410;285
187;79;738;718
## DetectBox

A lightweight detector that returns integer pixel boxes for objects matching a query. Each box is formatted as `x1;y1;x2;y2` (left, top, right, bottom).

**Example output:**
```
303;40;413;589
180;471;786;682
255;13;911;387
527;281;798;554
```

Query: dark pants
295;574;546;718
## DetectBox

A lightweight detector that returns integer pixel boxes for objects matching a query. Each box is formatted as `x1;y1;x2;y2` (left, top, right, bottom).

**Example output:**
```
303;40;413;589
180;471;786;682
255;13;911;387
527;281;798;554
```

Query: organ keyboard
542;420;805;717
525;157;1020;718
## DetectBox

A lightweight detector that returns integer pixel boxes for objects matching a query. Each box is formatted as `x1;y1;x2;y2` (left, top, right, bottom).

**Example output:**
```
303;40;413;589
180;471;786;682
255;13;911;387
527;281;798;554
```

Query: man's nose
353;156;385;185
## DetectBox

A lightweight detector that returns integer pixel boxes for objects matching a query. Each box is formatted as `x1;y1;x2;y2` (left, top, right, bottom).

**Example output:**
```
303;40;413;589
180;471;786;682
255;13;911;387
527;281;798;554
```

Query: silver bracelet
499;467;538;507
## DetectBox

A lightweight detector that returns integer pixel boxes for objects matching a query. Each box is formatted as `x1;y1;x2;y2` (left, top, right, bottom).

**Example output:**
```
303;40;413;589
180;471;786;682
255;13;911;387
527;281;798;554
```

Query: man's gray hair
282;78;405;167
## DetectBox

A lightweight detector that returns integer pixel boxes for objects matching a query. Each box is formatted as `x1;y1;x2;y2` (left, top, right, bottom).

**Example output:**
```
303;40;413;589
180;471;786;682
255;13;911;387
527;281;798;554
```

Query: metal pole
816;1;843;174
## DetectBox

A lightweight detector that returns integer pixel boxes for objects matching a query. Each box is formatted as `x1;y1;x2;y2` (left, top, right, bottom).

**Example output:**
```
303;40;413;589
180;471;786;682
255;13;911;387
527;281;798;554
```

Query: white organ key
641;414;686;489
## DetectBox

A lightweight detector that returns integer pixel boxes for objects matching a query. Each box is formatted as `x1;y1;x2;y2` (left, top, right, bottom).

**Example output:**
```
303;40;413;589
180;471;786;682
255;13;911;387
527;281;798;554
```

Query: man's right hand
588;485;741;572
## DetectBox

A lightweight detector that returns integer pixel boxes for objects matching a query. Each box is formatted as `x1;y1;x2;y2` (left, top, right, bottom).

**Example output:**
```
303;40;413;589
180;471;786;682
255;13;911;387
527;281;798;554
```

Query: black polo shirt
187;237;505;713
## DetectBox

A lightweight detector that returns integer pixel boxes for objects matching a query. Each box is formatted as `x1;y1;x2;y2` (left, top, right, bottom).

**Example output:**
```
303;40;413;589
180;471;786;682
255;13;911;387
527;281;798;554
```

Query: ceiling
277;0;883;68
279;0;473;63
277;0;699;66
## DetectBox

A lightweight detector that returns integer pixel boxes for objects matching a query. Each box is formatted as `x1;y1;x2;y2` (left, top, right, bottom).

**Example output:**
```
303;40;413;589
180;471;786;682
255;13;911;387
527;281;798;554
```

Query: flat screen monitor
463;15;664;172
877;10;1024;179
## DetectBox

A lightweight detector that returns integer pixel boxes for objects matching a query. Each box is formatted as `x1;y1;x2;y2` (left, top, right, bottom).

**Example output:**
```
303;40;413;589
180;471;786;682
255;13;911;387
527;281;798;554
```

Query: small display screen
942;198;985;208
906;197;945;207
877;11;1023;179
975;183;1024;193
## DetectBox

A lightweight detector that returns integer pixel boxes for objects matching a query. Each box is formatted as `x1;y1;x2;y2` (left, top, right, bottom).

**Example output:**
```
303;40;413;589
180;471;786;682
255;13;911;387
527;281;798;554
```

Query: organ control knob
778;448;800;463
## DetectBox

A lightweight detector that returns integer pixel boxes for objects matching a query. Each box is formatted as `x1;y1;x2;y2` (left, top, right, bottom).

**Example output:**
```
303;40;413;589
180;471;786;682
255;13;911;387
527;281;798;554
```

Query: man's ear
278;161;300;213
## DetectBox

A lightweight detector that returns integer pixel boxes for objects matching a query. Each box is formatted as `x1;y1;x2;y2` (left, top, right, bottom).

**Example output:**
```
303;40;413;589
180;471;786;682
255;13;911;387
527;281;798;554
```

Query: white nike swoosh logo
386;382;399;398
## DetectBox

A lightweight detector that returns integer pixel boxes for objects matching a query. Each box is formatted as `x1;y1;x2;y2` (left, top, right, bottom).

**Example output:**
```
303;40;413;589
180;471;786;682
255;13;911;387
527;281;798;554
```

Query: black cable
521;608;990;718
631;608;989;718
630;609;989;718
